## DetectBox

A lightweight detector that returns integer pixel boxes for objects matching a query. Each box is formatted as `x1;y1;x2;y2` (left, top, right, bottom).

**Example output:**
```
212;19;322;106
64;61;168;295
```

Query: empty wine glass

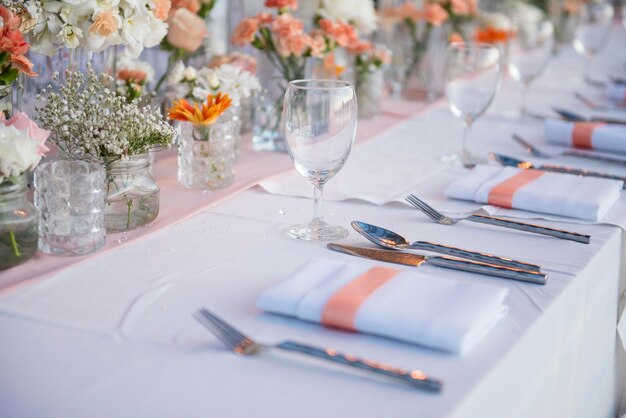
573;1;613;85
283;79;357;241
444;42;501;168
508;19;555;116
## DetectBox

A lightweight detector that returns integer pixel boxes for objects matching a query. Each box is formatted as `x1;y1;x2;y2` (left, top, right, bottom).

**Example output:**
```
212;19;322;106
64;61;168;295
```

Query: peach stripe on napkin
321;266;400;331
572;122;604;148
488;170;545;208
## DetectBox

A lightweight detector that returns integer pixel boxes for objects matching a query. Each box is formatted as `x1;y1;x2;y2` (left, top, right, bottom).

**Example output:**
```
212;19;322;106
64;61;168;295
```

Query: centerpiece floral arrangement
231;0;365;149
0;112;49;269
0;5;38;116
169;93;238;190
36;70;177;232
15;0;170;57
380;0;478;100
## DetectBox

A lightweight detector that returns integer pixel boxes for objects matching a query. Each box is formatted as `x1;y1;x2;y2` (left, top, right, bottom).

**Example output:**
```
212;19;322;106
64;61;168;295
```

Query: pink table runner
0;107;422;293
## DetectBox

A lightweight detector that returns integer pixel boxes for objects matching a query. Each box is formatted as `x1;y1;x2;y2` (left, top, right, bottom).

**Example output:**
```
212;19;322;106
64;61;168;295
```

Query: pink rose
1;111;50;155
167;8;208;52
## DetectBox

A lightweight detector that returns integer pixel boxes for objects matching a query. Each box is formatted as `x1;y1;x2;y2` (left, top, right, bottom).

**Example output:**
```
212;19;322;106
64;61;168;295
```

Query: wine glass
508;18;555;116
573;1;613;85
444;42;501;168
282;79;357;241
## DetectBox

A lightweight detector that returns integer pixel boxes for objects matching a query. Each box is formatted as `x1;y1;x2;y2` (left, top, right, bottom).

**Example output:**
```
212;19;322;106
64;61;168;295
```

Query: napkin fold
545;118;626;153
605;82;626;103
444;165;622;221
257;258;509;354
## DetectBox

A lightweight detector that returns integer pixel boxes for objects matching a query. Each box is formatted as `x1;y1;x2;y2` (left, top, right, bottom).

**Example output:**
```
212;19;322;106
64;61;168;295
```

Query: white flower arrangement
166;62;261;106
317;0;378;34
36;71;176;161
22;0;169;57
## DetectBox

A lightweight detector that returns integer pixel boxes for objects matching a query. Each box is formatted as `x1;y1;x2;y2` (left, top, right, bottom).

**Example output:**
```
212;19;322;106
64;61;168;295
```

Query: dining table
2;23;626;418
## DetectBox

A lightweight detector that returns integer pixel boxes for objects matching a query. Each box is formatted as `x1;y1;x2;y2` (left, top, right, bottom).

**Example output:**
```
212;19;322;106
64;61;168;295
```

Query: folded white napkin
605;82;626;102
445;165;622;221
257;258;509;354
545;118;626;153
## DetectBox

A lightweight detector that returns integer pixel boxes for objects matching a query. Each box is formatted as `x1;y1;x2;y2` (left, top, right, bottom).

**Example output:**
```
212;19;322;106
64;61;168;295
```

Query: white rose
0;126;44;182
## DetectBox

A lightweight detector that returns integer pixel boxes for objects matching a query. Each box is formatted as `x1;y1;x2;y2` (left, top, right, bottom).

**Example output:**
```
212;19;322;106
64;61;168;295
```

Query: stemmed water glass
444;42;501;168
573;1;614;85
508;19;555;116
282;79;357;241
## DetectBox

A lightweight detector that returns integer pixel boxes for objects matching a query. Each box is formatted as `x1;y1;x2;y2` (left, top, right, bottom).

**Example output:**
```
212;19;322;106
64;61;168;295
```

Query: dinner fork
194;308;443;392
404;194;590;244
512;134;626;165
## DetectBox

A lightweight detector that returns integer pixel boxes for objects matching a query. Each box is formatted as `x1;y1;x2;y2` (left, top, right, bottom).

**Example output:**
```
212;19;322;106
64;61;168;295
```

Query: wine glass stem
584;55;593;83
312;183;325;224
462;120;473;166
521;83;529;116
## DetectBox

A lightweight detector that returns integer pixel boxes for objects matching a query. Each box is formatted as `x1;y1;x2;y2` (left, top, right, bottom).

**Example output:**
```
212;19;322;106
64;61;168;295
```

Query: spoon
351;221;541;272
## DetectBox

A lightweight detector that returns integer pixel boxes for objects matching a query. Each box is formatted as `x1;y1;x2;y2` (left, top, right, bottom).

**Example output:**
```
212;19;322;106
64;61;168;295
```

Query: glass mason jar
177;119;238;190
252;55;306;153
0;175;38;270
105;154;159;232
35;160;107;256
0;83;13;119
356;67;385;119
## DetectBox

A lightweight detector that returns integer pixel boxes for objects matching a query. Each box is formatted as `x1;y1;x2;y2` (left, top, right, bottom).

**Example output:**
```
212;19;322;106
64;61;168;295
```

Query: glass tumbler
35;160;107;256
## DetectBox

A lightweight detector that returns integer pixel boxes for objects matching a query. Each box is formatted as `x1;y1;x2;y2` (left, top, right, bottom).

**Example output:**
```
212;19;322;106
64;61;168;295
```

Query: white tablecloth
1;23;626;418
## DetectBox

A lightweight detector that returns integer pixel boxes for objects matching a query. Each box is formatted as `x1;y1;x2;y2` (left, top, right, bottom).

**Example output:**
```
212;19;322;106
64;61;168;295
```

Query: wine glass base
439;152;485;169
287;221;349;241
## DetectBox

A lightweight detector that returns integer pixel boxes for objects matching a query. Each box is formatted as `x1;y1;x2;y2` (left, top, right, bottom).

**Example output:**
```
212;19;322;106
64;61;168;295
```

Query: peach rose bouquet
0;6;36;91
383;0;477;100
231;0;365;149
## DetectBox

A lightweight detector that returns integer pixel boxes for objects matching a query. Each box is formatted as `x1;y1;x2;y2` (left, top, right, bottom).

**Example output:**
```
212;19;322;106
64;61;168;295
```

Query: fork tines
405;194;443;222
195;308;250;352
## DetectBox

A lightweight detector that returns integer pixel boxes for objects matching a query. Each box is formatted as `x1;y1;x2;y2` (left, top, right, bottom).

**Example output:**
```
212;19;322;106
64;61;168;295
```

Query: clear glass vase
35;160;107;256
0;83;13;119
356;68;385;119
105;154;159;232
252;55;306;153
402;23;450;102
177;119;238;190
0;175;38;270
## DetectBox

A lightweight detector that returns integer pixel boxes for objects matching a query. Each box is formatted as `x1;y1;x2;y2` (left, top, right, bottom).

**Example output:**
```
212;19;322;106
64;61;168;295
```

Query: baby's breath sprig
36;71;176;162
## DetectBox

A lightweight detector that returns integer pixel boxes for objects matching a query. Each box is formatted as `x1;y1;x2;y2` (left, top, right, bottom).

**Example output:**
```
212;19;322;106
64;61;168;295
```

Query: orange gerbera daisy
168;93;233;125
474;27;511;45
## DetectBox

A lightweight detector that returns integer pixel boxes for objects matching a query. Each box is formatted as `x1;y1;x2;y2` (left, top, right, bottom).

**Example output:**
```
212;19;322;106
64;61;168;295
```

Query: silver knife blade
327;243;547;285
491;153;626;187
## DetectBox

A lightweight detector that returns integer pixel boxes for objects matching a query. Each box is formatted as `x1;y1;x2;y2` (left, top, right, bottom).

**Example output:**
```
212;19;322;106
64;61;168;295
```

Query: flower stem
8;230;21;257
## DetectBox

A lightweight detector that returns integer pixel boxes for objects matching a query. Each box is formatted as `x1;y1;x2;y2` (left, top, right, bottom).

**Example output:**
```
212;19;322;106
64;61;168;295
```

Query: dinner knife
327;243;547;285
553;107;626;125
491;153;626;187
